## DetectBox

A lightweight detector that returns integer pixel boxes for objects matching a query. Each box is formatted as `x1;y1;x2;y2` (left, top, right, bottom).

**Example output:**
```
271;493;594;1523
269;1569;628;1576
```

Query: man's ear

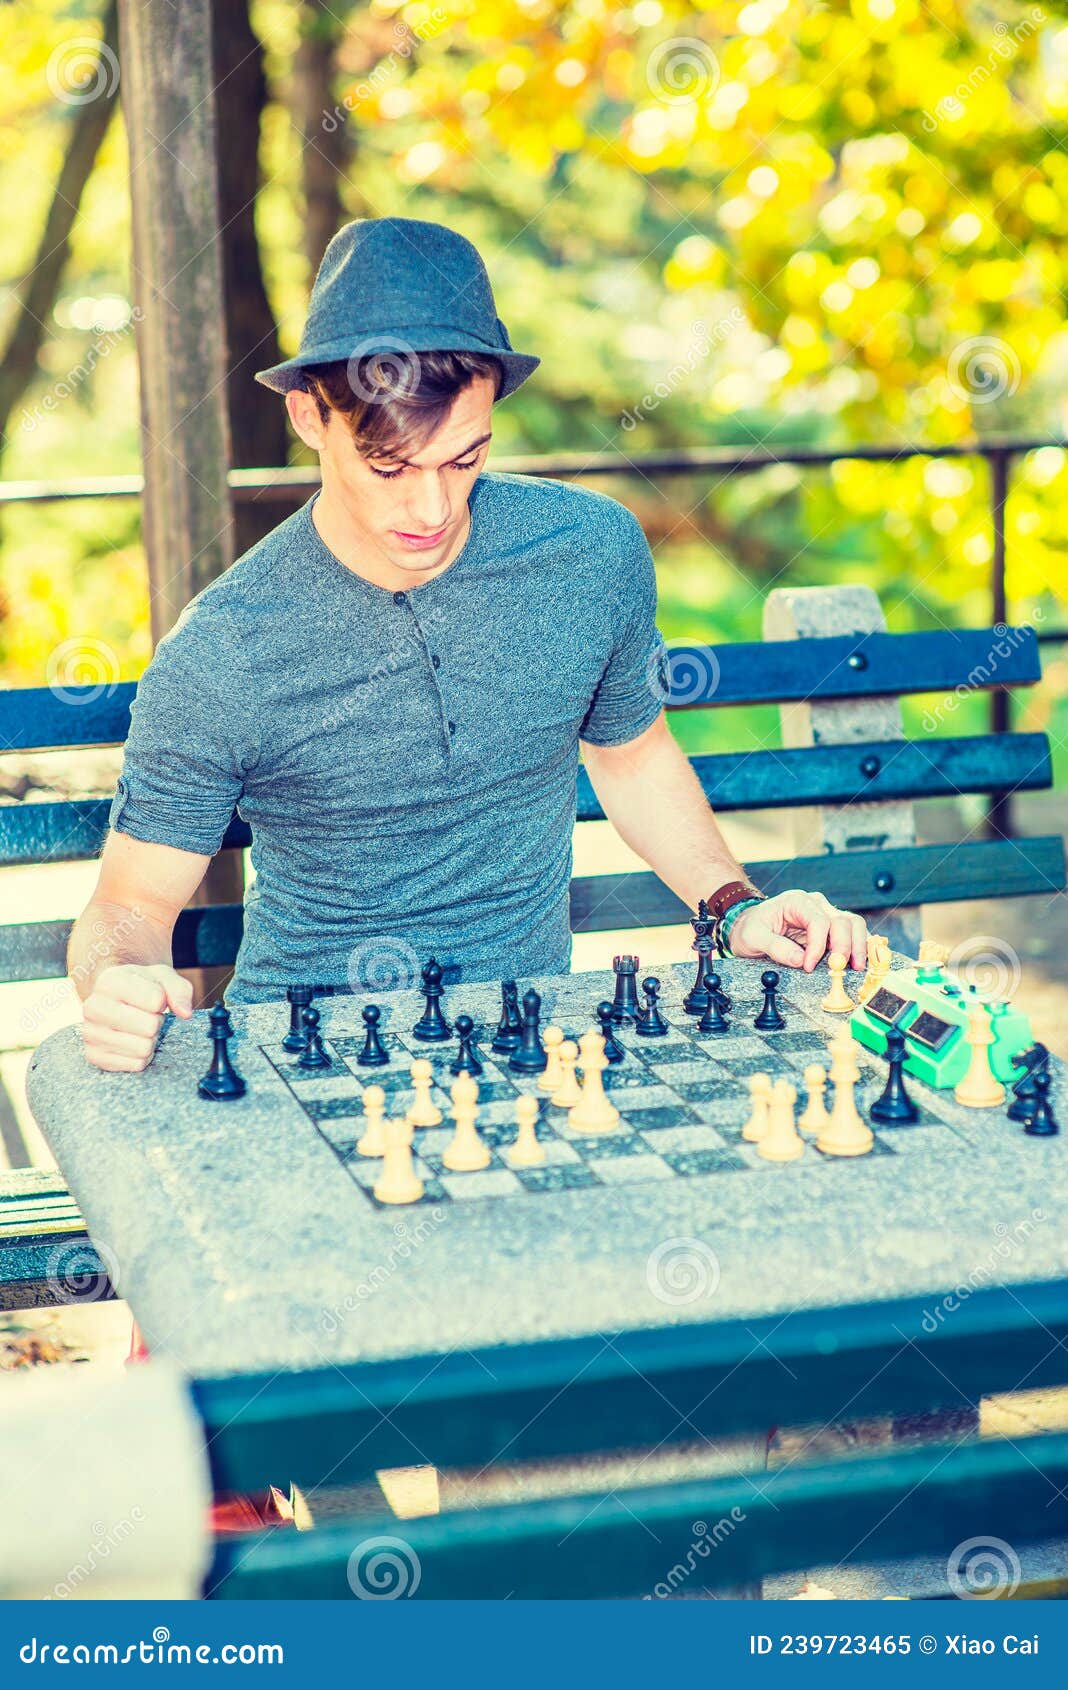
285;388;328;451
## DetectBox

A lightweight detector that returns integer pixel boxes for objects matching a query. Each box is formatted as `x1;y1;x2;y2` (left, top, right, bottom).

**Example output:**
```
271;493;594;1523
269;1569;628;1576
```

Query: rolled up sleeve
109;615;256;857
579;511;669;747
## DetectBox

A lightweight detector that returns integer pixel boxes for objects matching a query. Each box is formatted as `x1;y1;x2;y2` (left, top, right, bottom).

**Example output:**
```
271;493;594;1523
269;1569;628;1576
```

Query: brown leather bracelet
705;879;766;922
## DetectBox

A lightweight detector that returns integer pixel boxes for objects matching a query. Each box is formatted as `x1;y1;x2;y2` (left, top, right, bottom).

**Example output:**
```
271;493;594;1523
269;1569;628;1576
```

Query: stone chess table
24;960;1068;1380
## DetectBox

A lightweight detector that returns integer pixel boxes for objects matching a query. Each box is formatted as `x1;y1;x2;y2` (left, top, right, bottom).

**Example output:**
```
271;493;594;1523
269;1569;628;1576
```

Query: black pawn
1024;1070;1059;1137
869;1027;918;1124
610;955;641;1027
509;988;547;1074
450;1013;484;1077
491;981;523;1054
753;969;785;1032
596;1001;625;1063
297;1005;331;1070
1008;1044;1047;1123
198;1003;247;1100
697;971;731;1036
357;1004;389;1068
282;985;313;1053
412;956;452;1042
634;976;669;1038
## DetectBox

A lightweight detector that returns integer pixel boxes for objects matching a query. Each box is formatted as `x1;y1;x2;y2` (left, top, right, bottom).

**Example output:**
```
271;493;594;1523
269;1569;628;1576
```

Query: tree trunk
292;0;352;277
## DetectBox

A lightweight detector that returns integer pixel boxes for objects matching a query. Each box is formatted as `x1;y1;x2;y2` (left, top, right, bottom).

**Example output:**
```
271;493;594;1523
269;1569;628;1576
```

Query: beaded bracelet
716;895;765;958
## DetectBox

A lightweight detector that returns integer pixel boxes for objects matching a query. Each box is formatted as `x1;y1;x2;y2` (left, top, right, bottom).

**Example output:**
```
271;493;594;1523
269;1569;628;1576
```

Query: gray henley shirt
108;470;669;1003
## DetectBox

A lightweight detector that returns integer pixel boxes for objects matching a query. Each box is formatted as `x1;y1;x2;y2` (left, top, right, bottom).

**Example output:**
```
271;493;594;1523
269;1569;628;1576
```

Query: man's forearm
67;899;174;1003
581;715;750;910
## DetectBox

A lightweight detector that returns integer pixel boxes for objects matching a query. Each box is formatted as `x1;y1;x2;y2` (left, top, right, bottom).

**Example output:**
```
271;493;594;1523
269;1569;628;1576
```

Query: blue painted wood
2;735;1052;868
0;627;1041;751
205;1427;1068;1598
0;1235;113;1310
191;1279;1068;1495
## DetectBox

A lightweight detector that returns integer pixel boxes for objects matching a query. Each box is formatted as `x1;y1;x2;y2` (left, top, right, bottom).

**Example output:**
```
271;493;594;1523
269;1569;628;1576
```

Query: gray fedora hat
254;216;540;400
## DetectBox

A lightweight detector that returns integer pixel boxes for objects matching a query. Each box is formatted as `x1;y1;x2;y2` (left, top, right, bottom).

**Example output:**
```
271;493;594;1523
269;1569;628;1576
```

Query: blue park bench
1;582;1066;1598
1;583;1064;1307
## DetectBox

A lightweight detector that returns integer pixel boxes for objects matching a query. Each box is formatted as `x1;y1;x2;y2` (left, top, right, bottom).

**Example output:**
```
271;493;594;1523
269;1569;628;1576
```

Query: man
69;217;867;1070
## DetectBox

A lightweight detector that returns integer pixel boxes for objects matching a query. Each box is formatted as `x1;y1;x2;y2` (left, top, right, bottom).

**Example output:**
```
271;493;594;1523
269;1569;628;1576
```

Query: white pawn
569;1030;620;1132
408;1057;442;1127
538;1026;565;1093
758;1079;804;1162
551;1039;582;1108
821;952;855;1013
742;1072;772;1142
373;1114;424;1205
507;1095;546;1167
442;1073;490;1171
356;1083;386;1157
798;1065;829;1135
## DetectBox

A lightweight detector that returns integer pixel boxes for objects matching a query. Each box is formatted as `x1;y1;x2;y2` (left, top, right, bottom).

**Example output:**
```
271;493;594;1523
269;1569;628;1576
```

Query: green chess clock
849;963;1033;1089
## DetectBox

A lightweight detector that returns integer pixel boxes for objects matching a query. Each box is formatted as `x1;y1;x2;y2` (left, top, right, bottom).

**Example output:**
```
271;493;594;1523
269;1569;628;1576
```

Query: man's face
287;374;496;575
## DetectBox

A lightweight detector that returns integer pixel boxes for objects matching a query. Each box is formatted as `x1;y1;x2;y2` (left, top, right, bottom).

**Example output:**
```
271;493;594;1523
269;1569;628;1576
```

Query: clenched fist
81;963;194;1071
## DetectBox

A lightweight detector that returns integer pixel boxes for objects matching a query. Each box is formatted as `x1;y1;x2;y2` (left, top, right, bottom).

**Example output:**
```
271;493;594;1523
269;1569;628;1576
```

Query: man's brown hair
301;350;504;461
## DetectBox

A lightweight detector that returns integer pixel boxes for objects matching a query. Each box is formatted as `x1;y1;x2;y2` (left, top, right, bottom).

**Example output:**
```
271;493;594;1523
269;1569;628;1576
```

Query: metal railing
4;434;1066;834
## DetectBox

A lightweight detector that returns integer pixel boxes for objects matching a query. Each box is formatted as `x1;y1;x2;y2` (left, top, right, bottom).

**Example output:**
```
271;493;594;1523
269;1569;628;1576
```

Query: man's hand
82;964;194;1072
728;891;867;972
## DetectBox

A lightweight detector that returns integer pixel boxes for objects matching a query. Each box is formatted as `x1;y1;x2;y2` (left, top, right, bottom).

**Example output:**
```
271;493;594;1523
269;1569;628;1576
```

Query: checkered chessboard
259;984;974;1212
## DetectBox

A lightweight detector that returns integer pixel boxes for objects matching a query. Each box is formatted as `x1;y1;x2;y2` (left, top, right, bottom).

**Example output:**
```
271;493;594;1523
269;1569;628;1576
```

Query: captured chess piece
595;1003;625;1063
1024;1070;1060;1138
798;1064;829;1135
374;1114;424;1205
408;1057;443;1127
757;1078;804;1162
869;1027;919;1125
609;955;641;1027
198;1003;247;1100
753;969;785;1032
539;1026;566;1091
491;981;523;1054
449;1014;484;1077
508;988;548;1074
283;985;313;1053
820;953;854;1014
356;1004;389;1067
551;1039;582;1108
569;1030;620;1132
634;976;668;1038
856;935;891;1007
297;1005;331;1070
917;939;950;969
953;1004;1005;1107
442;1074;490;1171
742;1072;772;1142
507;1095;546;1167
817;1033;873;1157
357;1085;387;1157
1008;1043;1049;1124
412;957;452;1042
697;970;731;1035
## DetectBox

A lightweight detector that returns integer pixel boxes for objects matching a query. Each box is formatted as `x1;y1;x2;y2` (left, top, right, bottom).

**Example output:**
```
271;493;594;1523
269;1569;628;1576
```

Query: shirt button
432;654;441;669
448;720;457;735
393;590;407;605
